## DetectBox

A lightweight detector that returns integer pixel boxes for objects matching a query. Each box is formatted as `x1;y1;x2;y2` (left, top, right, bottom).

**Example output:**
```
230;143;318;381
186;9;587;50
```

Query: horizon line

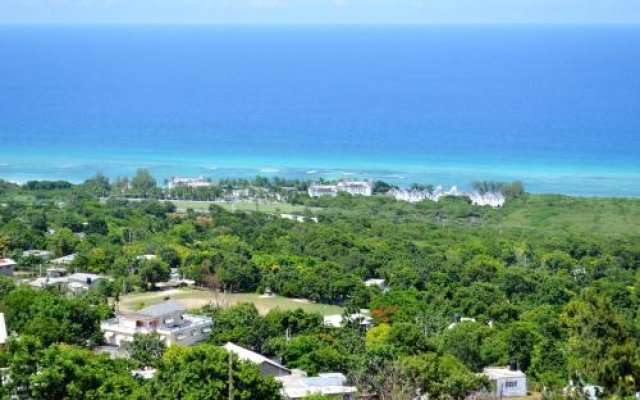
1;21;640;27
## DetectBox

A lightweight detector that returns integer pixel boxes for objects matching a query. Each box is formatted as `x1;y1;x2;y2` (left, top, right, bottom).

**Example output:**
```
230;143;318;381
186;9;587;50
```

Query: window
506;381;518;388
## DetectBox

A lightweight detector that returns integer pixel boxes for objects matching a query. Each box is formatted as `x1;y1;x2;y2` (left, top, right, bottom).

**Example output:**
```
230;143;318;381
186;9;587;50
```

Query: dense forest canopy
1;175;640;399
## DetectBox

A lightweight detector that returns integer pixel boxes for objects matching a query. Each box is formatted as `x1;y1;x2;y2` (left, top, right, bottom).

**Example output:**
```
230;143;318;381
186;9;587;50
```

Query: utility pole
228;351;234;400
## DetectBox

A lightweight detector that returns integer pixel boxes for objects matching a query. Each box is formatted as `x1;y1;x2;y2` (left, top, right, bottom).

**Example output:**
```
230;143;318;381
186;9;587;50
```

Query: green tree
439;321;491;371
130;169;156;197
148;343;281;400
47;227;80;257
399;352;488;400
123;332;166;368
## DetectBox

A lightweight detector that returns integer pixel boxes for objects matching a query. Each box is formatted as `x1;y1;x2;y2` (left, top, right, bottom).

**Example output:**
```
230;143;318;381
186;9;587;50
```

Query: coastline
2;160;640;198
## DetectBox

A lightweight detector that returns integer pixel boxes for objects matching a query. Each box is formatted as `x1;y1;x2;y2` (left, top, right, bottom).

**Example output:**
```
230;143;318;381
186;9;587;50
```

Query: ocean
0;25;639;196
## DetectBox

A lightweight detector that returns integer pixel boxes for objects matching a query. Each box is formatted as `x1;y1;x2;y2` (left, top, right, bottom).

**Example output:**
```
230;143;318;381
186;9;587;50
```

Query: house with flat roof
223;342;291;377
101;301;212;348
29;276;69;292
276;372;357;399
67;273;109;294
50;254;76;266
0;259;15;277
483;365;527;398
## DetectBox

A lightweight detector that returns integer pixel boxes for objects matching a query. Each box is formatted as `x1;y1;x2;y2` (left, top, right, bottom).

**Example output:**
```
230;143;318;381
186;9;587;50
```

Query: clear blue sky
1;0;640;25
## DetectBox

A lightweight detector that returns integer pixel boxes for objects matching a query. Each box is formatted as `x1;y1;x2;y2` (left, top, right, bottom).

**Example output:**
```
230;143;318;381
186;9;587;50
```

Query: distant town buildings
308;181;373;197
101;301;212;348
389;185;506;208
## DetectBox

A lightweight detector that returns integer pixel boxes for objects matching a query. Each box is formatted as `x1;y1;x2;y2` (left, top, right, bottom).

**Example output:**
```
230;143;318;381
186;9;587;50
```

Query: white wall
494;376;527;397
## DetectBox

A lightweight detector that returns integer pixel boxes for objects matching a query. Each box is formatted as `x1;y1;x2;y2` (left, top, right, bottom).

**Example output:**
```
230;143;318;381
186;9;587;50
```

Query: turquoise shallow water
1;25;639;196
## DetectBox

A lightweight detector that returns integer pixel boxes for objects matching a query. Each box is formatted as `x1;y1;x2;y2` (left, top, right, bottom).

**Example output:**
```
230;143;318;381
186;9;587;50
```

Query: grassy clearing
168;200;320;214
119;288;344;316
490;195;640;237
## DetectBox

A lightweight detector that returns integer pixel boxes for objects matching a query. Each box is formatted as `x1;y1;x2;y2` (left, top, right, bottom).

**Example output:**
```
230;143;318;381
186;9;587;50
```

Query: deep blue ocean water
1;25;639;196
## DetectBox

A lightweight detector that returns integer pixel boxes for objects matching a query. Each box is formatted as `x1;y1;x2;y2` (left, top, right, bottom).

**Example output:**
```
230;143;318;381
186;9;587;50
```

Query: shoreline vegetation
1;169;640;398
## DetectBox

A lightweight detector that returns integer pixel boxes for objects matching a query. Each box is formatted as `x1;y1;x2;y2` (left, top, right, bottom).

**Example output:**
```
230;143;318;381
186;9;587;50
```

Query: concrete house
223;342;291;377
101;301;212;347
483;365;528;398
67;273;109;294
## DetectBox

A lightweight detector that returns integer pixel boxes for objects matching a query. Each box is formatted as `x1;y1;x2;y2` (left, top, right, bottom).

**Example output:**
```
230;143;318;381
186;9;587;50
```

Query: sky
1;0;640;25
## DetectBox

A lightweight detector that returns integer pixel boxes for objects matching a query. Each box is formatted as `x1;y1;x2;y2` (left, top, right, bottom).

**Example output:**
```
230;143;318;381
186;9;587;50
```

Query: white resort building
101;301;212;348
308;181;373;197
389;185;506;208
167;176;215;189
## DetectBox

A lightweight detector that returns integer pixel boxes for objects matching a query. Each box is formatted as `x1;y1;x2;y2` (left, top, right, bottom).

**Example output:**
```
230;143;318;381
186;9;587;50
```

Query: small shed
483;364;527;398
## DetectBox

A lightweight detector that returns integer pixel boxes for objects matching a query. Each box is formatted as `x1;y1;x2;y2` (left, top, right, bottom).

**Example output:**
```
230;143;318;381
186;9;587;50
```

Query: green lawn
118;288;343;316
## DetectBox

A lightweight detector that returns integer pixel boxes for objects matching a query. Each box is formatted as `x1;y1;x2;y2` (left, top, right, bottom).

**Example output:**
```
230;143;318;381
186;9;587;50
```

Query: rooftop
137;301;186;318
223;342;289;372
276;373;357;398
0;258;16;268
484;366;526;379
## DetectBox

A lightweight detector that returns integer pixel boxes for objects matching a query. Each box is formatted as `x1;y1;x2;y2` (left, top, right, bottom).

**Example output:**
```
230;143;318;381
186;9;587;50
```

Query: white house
0;313;7;345
29;276;69;292
483;365;528;398
323;313;373;329
67;273;109;294
0;259;15;277
276;372;357;400
101;301;212;348
363;279;386;290
223;342;291;377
